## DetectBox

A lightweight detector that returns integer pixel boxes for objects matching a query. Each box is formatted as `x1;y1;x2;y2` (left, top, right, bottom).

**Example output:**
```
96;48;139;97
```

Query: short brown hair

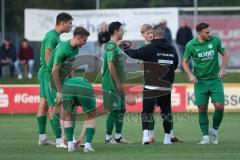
140;24;152;34
56;12;73;25
196;22;209;33
73;26;90;37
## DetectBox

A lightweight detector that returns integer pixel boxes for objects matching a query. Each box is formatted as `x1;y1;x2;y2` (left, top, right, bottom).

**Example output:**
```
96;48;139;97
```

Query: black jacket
176;26;193;46
98;31;111;45
125;38;178;89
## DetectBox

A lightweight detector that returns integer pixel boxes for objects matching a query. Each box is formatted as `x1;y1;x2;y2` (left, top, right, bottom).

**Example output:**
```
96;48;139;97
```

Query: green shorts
194;78;224;106
38;66;47;98
102;88;125;111
45;73;57;106
62;78;96;113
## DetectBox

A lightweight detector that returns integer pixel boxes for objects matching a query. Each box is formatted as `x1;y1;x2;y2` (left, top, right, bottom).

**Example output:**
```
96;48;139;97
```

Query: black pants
142;88;172;134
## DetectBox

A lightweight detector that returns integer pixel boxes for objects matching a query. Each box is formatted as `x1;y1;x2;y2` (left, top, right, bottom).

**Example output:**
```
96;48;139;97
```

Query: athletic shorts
43;70;57;106
38;66;47;98
194;78;224;106
62;80;96;113
102;88;125;111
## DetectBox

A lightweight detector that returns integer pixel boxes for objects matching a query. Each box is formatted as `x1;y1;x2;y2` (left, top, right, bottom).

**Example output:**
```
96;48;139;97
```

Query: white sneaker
163;134;173;144
38;138;54;145
68;146;75;152
198;136;210;144
149;130;155;142
28;73;33;79
209;128;218;144
18;75;23;80
105;138;118;144
84;146;95;153
142;136;150;145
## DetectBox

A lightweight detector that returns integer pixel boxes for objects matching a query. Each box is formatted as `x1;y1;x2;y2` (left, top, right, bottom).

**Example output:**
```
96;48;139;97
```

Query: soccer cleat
105;138;118;144
170;136;183;143
198;136;210;144
142;136;150;145
115;137;132;144
38;138;54;145
84;146;95;153
209;128;218;144
149;136;155;142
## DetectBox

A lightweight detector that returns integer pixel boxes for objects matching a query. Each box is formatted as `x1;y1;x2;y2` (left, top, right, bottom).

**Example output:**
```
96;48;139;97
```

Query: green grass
0;72;239;84
0;113;239;160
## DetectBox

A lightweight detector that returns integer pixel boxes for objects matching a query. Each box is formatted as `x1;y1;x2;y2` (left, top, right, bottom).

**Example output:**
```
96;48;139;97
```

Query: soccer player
51;26;90;148
124;24;179;144
182;22;228;144
61;77;96;152
37;12;73;146
102;21;131;144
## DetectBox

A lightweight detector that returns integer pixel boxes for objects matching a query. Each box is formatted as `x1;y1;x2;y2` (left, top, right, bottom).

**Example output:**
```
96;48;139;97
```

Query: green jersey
102;40;125;91
39;29;60;68
53;40;79;84
184;36;225;80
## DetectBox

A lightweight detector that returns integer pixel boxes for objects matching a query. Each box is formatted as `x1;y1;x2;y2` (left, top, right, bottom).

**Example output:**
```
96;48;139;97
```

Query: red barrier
0;85;186;114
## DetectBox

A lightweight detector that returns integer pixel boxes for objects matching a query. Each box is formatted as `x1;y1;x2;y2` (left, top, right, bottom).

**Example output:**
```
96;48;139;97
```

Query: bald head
153;24;165;39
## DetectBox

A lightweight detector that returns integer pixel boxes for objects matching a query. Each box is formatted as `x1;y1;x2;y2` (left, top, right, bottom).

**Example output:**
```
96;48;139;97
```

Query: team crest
208;44;213;49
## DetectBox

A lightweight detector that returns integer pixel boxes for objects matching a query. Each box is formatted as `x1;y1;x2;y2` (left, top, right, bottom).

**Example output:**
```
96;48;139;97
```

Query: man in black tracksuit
124;24;180;144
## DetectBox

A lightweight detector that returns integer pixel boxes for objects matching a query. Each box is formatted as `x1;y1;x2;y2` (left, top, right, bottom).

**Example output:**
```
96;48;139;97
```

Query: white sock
149;130;154;137
170;130;174;138
56;138;62;144
115;133;122;139
85;142;92;148
73;135;76;142
68;141;74;148
39;134;47;140
211;128;218;135
106;134;112;140
203;135;209;140
143;130;149;138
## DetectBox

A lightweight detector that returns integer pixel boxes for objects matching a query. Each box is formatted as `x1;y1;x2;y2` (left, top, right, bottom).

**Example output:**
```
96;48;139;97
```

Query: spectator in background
160;20;172;44
14;38;34;79
0;37;16;78
176;19;193;71
98;22;110;60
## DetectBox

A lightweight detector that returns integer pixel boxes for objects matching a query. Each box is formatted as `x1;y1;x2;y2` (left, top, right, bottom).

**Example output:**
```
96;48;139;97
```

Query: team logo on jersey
208;44;213;49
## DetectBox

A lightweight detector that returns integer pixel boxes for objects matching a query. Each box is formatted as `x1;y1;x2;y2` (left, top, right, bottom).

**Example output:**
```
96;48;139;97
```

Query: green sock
199;111;209;135
86;128;96;143
213;109;224;130
65;127;73;142
115;110;125;134
37;115;47;134
53;113;62;138
106;111;115;135
50;119;55;136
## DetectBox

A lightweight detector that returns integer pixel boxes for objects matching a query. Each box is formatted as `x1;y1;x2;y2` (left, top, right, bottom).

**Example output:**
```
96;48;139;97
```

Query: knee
14;60;19;67
214;103;224;111
28;59;34;66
